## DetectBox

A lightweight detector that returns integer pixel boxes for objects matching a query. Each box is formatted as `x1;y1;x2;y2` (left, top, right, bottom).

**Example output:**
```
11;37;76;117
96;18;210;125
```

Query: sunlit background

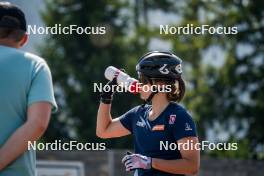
5;0;264;175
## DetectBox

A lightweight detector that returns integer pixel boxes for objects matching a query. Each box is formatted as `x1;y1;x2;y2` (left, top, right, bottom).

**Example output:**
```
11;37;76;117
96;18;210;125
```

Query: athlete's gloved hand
122;152;152;171
100;77;117;104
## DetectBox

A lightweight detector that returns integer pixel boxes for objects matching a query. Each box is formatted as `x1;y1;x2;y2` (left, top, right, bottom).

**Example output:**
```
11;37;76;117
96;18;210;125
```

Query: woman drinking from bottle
96;51;200;176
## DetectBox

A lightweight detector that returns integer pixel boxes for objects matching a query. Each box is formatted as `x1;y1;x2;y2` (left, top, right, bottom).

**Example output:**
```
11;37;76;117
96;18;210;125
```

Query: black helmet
136;51;183;80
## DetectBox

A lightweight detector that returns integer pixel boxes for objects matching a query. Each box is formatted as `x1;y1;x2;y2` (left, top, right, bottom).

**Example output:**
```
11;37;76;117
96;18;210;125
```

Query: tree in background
182;0;264;159
40;0;178;148
40;0;141;147
40;0;264;159
157;0;264;159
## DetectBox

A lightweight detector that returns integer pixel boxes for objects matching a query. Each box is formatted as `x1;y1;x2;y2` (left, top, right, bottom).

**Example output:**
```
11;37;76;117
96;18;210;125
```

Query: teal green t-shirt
0;45;57;176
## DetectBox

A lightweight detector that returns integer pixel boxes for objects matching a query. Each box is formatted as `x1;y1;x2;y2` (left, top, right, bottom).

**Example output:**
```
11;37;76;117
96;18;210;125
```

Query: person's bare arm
152;137;200;175
96;103;130;139
0;102;52;170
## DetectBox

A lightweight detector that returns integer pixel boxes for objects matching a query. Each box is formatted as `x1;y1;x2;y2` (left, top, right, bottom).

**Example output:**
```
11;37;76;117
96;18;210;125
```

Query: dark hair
0;27;25;41
0;2;26;41
139;74;186;102
166;77;185;102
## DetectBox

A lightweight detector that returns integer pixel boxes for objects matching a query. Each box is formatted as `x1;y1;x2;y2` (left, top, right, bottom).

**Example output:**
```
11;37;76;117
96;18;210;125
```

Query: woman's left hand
122;153;152;171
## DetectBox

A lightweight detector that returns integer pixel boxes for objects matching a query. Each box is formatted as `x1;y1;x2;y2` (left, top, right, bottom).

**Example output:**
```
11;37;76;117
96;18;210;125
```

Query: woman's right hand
96;78;131;139
100;77;117;104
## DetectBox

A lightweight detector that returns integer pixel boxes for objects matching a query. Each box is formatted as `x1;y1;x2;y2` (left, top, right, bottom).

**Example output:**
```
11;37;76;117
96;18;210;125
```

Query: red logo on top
169;115;176;125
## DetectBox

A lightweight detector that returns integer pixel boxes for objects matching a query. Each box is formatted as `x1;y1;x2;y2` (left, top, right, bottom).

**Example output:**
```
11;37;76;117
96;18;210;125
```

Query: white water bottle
104;66;140;94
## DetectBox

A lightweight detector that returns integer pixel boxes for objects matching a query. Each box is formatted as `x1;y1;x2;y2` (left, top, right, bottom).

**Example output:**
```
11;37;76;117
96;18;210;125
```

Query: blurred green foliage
40;0;264;159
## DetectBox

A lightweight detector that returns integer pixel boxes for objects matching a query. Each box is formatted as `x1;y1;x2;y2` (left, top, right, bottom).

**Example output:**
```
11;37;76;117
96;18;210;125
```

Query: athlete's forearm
96;103;113;137
152;158;199;175
0;120;46;170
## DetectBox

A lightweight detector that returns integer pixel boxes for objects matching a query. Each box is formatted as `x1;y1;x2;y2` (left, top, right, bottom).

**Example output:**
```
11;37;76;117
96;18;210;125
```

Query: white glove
122;153;152;171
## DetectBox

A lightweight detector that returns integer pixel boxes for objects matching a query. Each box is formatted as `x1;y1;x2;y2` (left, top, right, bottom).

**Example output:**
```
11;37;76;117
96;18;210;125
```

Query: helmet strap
145;91;158;104
143;78;158;104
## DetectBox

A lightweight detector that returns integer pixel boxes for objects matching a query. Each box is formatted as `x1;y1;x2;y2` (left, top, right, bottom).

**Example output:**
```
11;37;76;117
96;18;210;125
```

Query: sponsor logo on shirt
169;114;176;125
152;125;165;131
185;123;192;131
136;116;146;128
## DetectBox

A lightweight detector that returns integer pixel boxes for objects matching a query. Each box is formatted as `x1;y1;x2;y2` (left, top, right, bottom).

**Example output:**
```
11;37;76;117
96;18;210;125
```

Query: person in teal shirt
0;2;57;176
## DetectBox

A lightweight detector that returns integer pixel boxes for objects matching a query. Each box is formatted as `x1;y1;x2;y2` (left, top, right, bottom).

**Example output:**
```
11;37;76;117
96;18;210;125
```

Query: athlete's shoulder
169;102;186;112
130;104;146;113
125;104;150;117
169;102;193;120
168;103;198;140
